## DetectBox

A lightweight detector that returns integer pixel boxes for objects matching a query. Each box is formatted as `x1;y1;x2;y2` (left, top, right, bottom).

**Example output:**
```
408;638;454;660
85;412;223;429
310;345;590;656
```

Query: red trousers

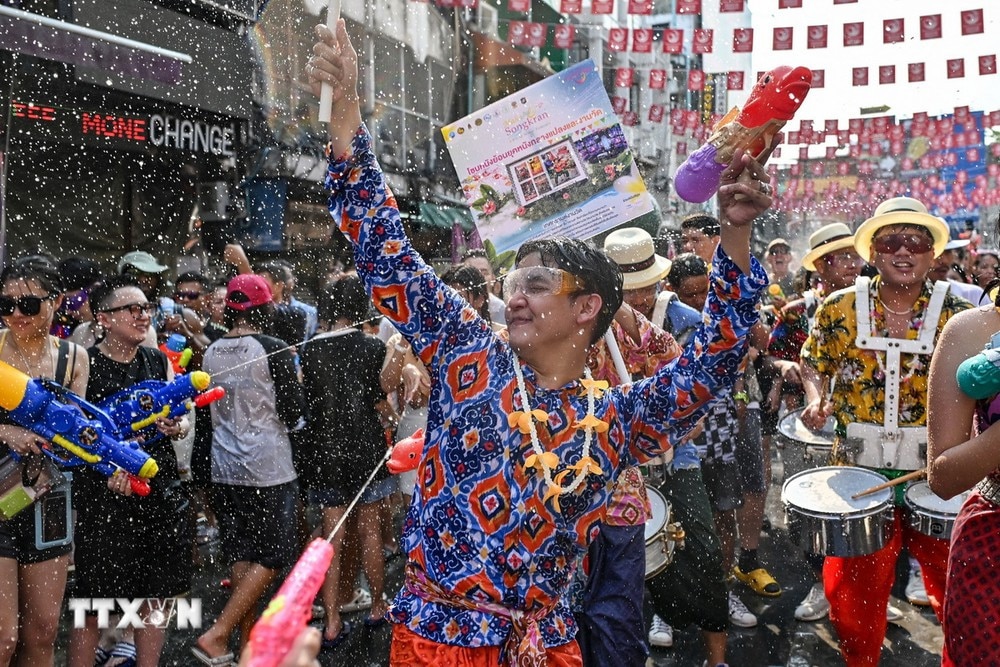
823;508;950;667
389;624;584;667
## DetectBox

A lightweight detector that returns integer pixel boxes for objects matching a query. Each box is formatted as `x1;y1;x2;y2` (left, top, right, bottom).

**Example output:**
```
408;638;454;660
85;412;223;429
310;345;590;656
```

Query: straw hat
801;223;856;271
603;228;671;290
854;197;949;260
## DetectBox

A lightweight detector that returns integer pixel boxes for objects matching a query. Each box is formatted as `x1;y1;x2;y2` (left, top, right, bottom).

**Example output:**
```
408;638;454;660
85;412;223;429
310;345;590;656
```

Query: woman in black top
0;256;89;666
299;275;393;645
67;275;192;667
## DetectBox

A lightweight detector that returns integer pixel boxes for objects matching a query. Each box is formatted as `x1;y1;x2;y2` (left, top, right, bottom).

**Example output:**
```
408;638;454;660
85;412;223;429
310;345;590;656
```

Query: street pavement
56;440;945;666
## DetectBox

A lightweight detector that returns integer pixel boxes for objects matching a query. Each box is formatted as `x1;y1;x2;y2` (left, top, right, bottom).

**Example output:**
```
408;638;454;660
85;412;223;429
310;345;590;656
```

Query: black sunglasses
173;291;203;301
0;294;56;317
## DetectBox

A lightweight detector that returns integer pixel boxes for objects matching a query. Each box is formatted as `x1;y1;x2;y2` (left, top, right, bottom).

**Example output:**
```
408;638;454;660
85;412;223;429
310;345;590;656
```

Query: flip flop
733;566;782;597
191;645;236;666
321;620;353;651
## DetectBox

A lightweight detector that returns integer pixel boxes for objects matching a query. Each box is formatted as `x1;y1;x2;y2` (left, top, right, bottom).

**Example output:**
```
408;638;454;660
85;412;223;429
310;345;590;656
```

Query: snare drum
781;466;894;557
644;487;673;579
904;481;969;541
777;408;836;460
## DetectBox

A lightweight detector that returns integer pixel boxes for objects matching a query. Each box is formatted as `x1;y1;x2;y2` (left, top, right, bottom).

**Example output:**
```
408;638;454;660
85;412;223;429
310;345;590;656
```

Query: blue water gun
97;371;224;441
0;359;158;495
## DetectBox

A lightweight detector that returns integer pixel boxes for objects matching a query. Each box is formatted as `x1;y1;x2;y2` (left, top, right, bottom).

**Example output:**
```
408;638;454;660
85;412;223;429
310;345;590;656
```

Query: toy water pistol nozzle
767;284;786;300
159;333;192;375
97;371;224;438
0;359;157;496
386;428;424;474
244;538;335;667
956;331;1000;400
674;65;812;203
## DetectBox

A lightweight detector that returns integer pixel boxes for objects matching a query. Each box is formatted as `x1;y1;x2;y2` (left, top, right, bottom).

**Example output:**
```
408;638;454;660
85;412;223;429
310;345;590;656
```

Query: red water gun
674;66;813;203
386;428;424;474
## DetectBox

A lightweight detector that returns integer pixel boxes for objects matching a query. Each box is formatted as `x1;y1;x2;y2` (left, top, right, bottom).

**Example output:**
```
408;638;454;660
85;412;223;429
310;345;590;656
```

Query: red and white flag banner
732;28;753;53
883;18;904;44
961;9;984;35
553;24;574;49
727;71;745;90
844;22;864;47
807;25;827;49
632;28;654;53
693;29;714;53
773;26;793;50
607;27;628;51
663;29;684;54
688;69;705;91
948;58;966;79
614;67;634;88
649;69;667;89
920;14;941;40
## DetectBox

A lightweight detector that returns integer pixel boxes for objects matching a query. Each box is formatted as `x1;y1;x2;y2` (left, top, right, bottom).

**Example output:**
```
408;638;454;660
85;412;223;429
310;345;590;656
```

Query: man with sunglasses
117;251;209;351
310;23;772;666
799;197;971;667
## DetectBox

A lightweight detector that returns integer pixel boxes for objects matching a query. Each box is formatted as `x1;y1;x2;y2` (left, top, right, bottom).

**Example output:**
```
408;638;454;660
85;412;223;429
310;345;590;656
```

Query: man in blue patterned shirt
308;22;771;666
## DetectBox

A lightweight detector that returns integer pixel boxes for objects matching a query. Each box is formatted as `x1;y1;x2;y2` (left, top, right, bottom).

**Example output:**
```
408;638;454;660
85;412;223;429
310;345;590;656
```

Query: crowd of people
0;18;996;667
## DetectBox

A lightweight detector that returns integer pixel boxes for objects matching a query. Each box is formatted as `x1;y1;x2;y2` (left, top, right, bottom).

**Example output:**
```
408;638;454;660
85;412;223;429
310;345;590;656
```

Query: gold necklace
8;336;52;379
877;287;914;316
510;355;608;512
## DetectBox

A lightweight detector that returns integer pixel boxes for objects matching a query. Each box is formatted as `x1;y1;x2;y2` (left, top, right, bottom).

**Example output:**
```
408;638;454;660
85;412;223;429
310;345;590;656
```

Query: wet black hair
58;257;102;292
442;264;491;324
680;213;721;237
176;272;211;291
317;273;369;326
515;237;623;345
89;275;141;312
0;255;64;295
667;253;709;288
224;302;274;331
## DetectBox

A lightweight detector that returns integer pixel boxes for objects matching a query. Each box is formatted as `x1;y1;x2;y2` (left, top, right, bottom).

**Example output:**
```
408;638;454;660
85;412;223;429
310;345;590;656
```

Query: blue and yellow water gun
0;359;158;495
97;371;224;441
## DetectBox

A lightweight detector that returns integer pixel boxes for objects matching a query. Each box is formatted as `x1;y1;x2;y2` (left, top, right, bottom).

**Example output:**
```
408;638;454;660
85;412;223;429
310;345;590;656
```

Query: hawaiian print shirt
767;290;822;363
327;125;766;651
588;308;683;526
800;278;971;438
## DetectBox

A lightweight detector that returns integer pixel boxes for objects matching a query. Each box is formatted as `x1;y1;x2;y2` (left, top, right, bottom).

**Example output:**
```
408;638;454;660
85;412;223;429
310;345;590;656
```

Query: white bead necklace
511;354;607;512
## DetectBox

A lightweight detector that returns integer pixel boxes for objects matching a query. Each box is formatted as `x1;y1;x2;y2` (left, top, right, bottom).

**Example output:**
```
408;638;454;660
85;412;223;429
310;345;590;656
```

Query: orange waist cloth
389;624;583;667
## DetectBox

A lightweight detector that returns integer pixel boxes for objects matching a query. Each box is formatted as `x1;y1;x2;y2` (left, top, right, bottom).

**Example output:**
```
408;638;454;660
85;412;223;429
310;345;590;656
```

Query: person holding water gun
67;275;194;667
293;20;770;666
0;255;90;667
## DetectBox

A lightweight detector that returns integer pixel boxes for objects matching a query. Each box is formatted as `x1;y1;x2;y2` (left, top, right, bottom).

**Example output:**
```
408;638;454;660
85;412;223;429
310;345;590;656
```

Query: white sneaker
886;603;904;622
728;591;758;628
905;566;930;606
648;614;673;648
794;583;830;622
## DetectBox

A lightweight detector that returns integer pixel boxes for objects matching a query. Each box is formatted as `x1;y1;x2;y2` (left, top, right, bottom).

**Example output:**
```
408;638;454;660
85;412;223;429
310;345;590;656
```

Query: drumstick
318;0;342;124
851;469;926;500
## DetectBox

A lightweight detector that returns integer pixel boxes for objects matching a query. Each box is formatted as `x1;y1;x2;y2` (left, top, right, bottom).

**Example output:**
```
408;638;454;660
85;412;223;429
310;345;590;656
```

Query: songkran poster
442;60;655;258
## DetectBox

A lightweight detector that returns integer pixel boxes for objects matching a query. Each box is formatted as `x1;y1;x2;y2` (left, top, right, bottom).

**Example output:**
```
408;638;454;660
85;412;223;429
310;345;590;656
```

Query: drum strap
854;276;949;432
651;291;674;334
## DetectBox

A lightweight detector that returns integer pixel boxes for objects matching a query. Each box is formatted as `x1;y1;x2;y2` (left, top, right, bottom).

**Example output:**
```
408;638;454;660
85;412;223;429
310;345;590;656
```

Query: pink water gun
674;66;813;203
244;446;395;666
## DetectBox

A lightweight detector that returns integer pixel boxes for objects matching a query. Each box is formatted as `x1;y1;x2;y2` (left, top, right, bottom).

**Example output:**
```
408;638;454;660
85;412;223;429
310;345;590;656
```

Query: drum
644;487;674;579
778;407;836;450
904;480;969;540
781;466;894;557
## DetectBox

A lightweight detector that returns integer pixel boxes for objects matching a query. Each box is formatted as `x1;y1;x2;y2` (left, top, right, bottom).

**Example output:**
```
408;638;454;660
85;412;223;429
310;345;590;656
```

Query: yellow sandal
733;565;782;597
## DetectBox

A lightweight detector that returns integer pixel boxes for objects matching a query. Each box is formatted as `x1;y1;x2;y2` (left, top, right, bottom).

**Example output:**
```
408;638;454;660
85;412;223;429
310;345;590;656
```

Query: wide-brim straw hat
801;222;856;271
854;197;949;261
603;228;671;290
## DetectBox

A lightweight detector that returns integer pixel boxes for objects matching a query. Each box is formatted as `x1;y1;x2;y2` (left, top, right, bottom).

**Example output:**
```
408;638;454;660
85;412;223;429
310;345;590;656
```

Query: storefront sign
11;101;237;157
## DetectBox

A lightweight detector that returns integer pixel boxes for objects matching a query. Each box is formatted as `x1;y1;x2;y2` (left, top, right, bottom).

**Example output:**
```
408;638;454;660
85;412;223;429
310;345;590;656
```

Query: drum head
644;487;668;541
778;407;836;447
781;466;890;515
904;481;968;516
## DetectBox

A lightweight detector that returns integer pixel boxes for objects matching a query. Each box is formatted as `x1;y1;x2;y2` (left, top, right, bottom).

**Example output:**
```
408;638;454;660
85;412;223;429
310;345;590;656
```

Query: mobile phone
34;473;73;549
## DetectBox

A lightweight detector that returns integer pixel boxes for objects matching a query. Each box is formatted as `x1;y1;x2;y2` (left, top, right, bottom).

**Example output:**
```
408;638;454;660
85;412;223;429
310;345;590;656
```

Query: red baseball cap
225;274;272;311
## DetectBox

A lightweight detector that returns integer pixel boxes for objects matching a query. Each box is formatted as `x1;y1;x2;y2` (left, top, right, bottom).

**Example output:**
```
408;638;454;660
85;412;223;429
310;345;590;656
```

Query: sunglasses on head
0;294;56;317
872;233;934;255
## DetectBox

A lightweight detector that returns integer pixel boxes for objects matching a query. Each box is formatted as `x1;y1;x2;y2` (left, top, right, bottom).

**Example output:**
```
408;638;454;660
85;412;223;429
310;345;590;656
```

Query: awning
419;202;476;232
0;5;191;85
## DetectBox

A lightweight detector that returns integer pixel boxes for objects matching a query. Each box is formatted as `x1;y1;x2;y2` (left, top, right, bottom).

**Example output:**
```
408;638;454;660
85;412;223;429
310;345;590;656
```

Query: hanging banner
442;60;654;255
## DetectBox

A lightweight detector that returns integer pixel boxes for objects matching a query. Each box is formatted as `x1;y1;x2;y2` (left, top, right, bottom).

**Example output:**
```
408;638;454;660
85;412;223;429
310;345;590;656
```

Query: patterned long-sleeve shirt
327;125;766;651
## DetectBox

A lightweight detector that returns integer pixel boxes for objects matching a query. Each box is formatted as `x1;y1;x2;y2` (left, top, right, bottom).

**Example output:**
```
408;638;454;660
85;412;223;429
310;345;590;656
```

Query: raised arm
309;22;493;372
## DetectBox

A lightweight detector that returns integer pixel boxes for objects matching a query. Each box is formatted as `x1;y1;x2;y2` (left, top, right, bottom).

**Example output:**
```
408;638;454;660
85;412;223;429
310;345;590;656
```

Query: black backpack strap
54;339;73;388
